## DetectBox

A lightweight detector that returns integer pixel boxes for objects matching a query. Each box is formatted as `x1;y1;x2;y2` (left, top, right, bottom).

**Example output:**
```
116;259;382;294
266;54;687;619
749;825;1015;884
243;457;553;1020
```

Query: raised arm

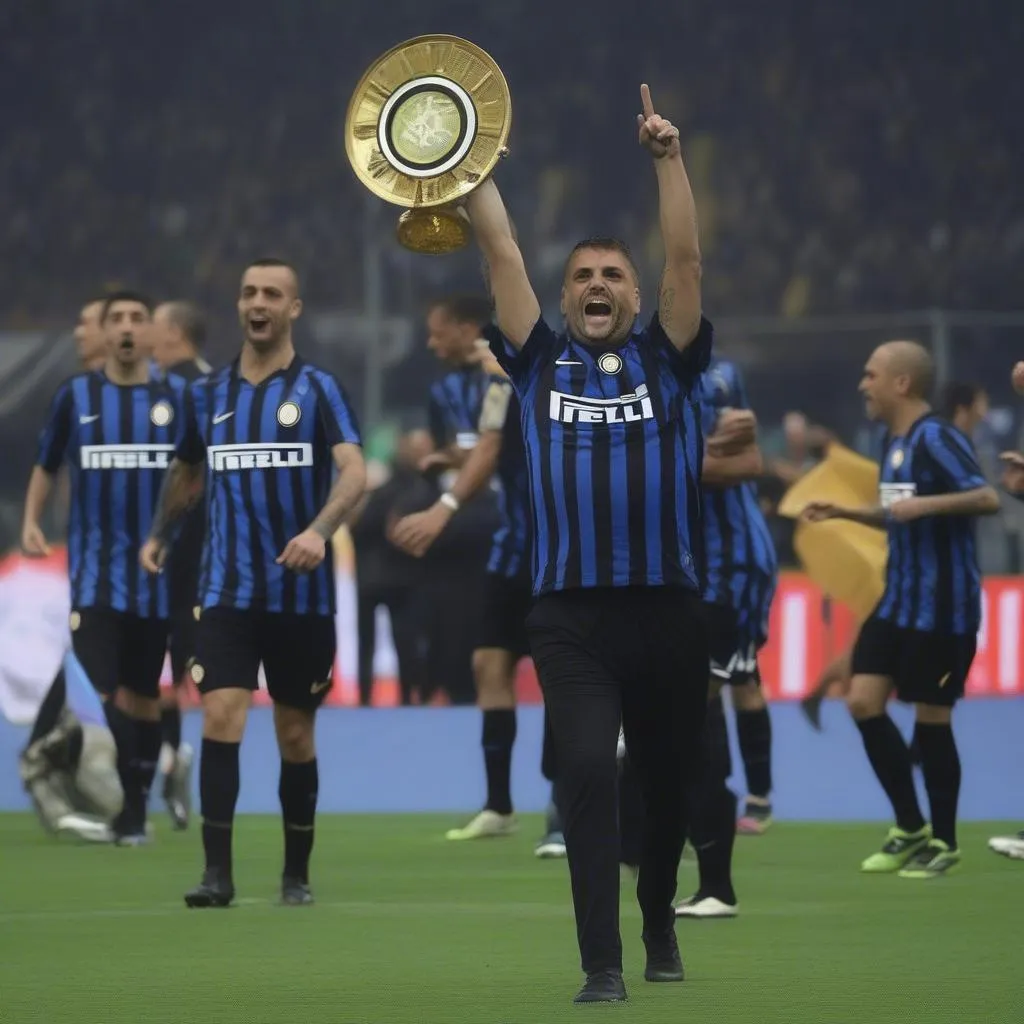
638;84;702;351
464;178;540;348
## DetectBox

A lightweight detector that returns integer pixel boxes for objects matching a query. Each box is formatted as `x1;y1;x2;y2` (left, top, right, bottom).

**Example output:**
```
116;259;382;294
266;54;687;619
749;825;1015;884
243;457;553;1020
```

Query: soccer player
74;297;108;371
391;336;565;856
616;403;766;917
21;290;187;844
141;259;366;908
150;300;213;828
415;295;502;705
802;340;1000;878
19;296;113;815
467;84;710;1003
675;389;774;916
698;362;778;837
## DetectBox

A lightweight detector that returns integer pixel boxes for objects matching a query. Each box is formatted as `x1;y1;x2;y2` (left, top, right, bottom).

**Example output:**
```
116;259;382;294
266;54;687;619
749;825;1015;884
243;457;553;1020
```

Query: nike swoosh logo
310;680;331;694
555;360;583;366
79;414;99;424
212;412;234;424
938;672;951;688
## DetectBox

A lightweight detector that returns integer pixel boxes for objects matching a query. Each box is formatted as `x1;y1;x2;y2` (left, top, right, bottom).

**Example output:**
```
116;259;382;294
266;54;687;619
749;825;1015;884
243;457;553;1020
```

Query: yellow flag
778;443;887;620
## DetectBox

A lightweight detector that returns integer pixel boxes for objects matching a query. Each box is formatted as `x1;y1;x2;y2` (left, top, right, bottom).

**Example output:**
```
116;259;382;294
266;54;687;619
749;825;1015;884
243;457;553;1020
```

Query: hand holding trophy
344;35;512;255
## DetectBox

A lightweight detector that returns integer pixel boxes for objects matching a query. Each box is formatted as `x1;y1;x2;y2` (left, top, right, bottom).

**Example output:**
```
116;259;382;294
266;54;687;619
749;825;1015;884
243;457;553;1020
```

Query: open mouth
584;299;612;317
118;337;134;351
249;315;271;333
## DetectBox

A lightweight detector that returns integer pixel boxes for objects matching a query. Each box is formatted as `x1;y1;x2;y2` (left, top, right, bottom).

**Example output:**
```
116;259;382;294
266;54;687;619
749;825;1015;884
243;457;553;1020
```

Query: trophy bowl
345;34;512;254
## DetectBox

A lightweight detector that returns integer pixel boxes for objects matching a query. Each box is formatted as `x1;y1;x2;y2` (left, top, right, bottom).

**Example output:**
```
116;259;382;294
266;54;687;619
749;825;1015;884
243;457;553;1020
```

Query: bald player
803;341;999;878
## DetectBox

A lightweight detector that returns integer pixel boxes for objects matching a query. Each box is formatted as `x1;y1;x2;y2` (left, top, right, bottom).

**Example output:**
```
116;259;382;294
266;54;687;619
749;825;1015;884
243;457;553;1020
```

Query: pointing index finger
640;83;655;119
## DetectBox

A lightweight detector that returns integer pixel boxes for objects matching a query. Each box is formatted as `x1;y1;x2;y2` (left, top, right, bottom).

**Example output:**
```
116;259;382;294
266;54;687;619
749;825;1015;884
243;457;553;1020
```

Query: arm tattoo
150;460;203;543
660;285;677;327
310;455;366;541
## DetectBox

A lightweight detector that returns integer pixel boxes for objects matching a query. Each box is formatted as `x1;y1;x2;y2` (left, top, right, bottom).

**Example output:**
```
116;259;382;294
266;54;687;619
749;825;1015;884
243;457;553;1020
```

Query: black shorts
192;607;337;712
702;601;761;685
70;607;169;699
477;572;533;659
851;616;977;707
168;603;200;684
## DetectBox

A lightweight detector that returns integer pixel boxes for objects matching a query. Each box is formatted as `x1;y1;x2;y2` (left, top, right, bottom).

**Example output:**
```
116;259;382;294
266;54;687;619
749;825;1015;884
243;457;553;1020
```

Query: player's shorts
702;594;771;686
192;607;337;712
477;571;533;660
168;603;199;685
851;615;977;707
70;607;169;699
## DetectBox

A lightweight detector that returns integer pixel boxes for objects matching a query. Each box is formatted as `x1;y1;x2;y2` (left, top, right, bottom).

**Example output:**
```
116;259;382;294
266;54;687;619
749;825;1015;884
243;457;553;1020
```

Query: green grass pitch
0;815;1020;1023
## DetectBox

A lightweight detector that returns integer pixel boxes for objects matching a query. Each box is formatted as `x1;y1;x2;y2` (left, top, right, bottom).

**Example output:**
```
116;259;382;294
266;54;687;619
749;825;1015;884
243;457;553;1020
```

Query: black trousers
526;586;709;975
357;586;425;706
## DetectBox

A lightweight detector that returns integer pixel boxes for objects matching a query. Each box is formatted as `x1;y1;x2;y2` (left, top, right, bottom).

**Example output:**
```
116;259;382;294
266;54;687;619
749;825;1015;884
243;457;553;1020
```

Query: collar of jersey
228;353;304;387
563;314;647;357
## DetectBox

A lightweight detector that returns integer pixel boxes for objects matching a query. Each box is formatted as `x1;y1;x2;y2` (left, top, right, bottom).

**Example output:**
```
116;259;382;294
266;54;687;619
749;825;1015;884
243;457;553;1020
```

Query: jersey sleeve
920;421;988;492
174;383;207;465
484;318;559;394
646;312;714;387
36;381;74;473
314;372;362;447
477;377;513;433
728;363;750;410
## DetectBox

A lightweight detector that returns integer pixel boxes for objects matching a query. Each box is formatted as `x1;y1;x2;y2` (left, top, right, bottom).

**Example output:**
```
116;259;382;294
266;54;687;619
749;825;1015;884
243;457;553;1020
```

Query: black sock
914;722;961;849
279;759;319;883
104;704;139;828
736;706;773;800
855;715;925;833
482;709;516;815
690;697;737;904
161;705;182;753
29;671;67;745
130;717;162;826
200;739;240;874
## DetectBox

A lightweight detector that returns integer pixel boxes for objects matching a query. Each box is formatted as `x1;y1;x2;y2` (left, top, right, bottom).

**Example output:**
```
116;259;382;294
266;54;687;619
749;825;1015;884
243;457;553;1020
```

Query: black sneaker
281;876;314;906
573;969;627;1003
184;868;235;908
643;928;685;982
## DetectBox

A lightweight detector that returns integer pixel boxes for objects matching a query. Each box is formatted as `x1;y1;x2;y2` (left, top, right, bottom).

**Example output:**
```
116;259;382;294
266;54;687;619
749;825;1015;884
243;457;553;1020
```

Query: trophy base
396;208;470;255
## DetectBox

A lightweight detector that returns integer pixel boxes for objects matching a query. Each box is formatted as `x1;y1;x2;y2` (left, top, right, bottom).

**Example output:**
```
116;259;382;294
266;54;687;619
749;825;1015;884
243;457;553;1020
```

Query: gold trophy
344;34;512;254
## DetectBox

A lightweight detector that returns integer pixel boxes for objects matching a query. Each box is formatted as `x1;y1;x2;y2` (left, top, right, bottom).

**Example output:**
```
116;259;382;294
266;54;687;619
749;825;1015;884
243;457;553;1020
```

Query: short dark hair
431;294;493;329
940;381;985;420
100;290;154;322
245;257;300;293
564;237;640;284
160;301;207;350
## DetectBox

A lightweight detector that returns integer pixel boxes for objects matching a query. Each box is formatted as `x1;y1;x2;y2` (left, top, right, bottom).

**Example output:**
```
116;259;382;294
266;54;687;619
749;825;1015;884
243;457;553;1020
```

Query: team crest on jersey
598;353;622;375
69;611;81;632
277;401;301;427
150;401;174;427
190;662;205;684
890;447;905;469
